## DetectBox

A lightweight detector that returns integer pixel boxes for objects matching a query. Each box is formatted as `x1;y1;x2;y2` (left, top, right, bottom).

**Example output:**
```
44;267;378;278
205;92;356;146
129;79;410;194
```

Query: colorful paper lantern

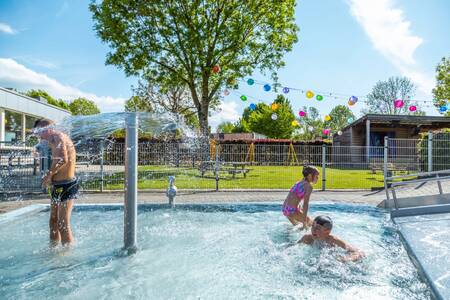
249;103;256;111
271;103;279;111
347;117;354;123
299;111;306;117
316;95;323;101
282;87;290;94
308;126;314;132
263;84;271;92
337;131;343;136
324;115;331;121
349;96;358;103
247;78;255;85
223;89;230;96
291;120;298;127
394;99;404;108
271;113;278;120
240;95;247;101
409;105;417;112
348;100;355;106
440;106;447;112
323;129;331;135
212;64;221;73
306;90;314;99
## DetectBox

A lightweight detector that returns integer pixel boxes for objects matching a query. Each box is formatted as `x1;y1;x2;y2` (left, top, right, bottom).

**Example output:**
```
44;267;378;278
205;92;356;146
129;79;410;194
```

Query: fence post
215;143;219;192
322;144;326;191
384;136;390;204
428;131;433;172
100;140;104;192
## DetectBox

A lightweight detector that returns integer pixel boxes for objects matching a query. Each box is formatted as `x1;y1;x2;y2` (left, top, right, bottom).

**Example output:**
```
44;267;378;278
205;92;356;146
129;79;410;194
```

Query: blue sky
0;0;449;129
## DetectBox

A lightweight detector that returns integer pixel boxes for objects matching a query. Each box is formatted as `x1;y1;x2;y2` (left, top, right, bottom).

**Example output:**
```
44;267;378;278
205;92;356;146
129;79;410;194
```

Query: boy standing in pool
299;215;364;262
282;166;319;228
33;119;78;247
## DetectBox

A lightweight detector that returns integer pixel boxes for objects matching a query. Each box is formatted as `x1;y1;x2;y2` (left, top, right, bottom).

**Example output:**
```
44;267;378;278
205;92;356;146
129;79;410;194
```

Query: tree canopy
69;97;100;115
364;77;424;115
328;105;355;132
90;0;298;135
26;89;69;111
432;56;450;116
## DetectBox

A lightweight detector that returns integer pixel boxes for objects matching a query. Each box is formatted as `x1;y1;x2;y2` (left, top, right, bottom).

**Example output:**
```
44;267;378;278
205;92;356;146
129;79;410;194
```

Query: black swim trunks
51;178;79;203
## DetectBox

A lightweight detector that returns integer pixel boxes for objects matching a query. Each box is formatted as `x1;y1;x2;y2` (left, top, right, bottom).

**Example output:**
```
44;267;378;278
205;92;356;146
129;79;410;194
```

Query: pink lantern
409;105;417;112
212;64;221;73
394;99;404;108
323;129;331;135
299;111;306;117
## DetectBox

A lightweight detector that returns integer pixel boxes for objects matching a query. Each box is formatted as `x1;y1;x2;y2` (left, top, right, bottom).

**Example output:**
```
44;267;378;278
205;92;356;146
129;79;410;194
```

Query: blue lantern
282;87;290;94
263;84;271;92
440;106;447;113
249;103;257;111
347;117;354;123
247;78;254;85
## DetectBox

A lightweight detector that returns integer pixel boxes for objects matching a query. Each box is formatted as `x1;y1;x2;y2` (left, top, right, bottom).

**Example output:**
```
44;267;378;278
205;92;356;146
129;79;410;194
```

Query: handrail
386;169;450;181
390;175;450;188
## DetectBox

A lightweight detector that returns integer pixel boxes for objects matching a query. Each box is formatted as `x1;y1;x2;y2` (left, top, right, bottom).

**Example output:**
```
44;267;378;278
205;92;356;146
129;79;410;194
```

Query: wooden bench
226;168;250;178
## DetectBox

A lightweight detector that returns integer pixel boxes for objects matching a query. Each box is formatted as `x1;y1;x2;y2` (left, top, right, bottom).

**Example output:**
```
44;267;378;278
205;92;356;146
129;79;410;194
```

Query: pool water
0;203;431;299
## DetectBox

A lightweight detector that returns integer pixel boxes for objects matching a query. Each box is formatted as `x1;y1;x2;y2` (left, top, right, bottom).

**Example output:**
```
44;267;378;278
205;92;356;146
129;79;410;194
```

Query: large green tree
216;121;235;133
364;77;424;115
245;95;295;139
90;0;298;136
293;106;324;141
432;56;450;116
328;105;355;132
26;89;69;111
124;96;153;112
69;97;100;115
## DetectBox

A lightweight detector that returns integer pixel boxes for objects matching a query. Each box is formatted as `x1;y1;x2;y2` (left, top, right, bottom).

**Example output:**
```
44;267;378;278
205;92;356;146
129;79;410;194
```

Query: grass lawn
91;165;385;190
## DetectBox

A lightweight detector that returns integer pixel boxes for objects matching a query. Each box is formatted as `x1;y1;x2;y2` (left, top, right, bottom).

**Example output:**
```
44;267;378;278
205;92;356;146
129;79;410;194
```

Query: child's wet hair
314;215;333;230
33;119;54;128
302;165;319;178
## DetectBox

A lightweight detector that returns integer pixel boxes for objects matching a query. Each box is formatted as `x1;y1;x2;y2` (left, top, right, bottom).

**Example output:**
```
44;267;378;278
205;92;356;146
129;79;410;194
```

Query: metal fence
1;132;449;196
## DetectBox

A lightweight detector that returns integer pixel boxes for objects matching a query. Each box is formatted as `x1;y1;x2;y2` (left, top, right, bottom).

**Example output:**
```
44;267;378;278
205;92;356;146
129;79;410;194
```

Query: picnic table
198;161;252;178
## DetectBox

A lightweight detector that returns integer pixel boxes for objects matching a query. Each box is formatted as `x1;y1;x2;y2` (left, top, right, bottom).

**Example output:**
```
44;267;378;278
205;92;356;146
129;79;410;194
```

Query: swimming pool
0;202;431;299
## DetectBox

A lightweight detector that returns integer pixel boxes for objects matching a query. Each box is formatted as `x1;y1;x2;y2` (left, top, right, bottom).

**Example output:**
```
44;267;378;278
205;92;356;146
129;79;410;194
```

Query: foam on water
0;203;431;299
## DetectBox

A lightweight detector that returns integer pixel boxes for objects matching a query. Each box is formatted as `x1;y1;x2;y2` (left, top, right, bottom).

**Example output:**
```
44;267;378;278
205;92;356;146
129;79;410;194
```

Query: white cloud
56;1;69;18
0;58;127;112
0;22;15;34
13;55;58;69
209;101;240;131
348;0;434;95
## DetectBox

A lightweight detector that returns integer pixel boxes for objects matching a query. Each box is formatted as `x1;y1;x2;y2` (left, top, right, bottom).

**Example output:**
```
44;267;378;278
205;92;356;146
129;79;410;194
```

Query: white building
0;87;71;144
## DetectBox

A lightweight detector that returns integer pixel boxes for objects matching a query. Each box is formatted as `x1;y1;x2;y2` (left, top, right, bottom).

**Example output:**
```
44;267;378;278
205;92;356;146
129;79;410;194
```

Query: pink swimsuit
282;180;306;216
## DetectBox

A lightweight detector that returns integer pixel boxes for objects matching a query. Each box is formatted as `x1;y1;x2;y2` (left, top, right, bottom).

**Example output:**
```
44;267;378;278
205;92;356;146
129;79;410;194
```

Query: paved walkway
0;190;387;214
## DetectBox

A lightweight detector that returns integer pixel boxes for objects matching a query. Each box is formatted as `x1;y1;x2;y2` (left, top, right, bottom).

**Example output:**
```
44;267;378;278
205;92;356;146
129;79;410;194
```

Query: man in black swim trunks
33;119;78;246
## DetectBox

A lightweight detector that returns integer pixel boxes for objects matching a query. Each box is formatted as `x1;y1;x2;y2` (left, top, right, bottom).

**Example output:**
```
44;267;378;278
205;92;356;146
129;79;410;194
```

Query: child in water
282;166;319;228
298;215;365;262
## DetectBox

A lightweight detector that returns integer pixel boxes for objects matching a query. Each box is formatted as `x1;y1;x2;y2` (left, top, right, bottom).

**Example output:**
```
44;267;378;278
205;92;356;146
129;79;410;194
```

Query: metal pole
100;140;104;192
366;118;370;163
322;144;326;191
215;143;219;192
384;136;390;206
428;131;433;173
124;113;138;254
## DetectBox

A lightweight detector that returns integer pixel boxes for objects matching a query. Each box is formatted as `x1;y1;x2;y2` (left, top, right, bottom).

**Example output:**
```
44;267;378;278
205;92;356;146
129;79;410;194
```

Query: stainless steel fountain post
167;176;177;207
124;112;138;254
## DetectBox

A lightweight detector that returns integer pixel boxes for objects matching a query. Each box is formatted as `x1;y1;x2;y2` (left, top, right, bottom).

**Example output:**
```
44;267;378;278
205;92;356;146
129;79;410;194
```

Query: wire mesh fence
1;134;449;196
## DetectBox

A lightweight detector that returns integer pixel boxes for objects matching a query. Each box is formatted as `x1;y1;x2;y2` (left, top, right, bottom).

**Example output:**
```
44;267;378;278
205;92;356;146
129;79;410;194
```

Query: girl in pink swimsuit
282;166;319;228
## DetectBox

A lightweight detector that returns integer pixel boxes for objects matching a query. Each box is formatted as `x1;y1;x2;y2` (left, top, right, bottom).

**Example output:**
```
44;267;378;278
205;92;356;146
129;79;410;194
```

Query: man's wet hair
314;215;333;230
33;119;54;128
302;165;319;178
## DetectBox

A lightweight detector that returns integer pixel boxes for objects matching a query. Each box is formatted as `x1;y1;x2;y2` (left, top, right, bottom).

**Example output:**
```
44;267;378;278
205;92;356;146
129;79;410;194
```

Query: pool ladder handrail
385;169;450;210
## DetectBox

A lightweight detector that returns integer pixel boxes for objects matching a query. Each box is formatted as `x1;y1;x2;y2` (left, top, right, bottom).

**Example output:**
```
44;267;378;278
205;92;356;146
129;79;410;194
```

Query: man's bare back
47;131;76;182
